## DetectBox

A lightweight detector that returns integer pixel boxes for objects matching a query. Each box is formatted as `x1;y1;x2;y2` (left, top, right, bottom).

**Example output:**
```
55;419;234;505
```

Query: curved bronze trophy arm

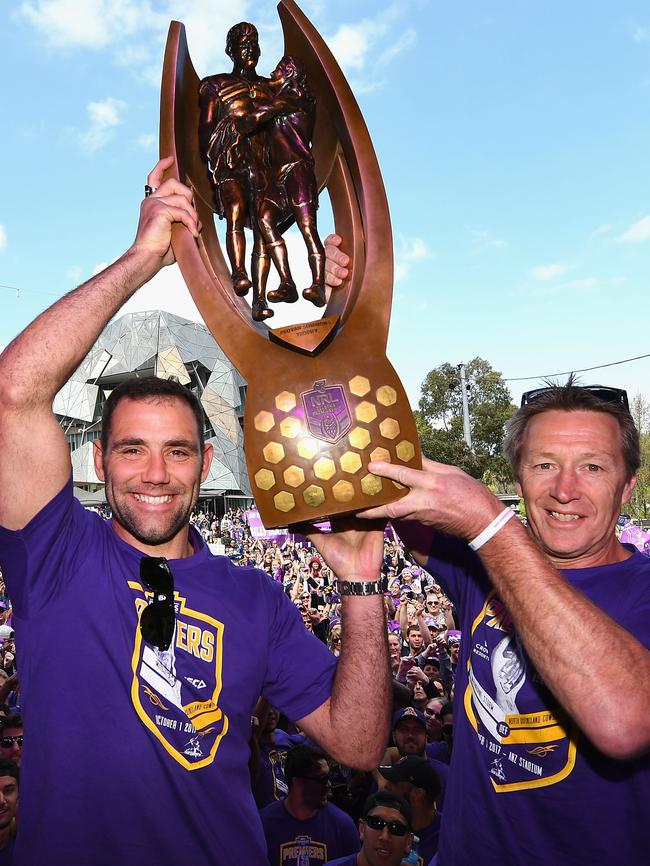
160;0;421;527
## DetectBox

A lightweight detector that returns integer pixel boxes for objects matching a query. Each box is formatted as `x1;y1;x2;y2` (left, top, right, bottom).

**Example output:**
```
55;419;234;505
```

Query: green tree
628;394;650;521
417;357;517;490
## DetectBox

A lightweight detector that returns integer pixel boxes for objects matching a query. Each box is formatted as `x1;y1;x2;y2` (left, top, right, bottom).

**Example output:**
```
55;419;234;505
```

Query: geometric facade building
54;310;251;497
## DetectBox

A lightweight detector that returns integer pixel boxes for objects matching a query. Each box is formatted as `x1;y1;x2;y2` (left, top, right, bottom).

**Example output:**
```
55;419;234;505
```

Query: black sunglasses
365;814;409;836
0;735;23;749
140;557;176;651
520;385;629;411
297;773;330;786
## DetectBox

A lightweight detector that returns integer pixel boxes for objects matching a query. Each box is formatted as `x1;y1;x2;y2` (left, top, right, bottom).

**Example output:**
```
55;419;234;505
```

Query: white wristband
468;508;516;551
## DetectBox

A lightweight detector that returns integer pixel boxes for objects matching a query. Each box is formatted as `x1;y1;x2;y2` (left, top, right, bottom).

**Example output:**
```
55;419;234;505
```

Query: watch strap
336;578;387;596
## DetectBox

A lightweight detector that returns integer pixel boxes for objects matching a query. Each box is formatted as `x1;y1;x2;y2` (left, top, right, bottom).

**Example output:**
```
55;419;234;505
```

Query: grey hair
503;376;640;480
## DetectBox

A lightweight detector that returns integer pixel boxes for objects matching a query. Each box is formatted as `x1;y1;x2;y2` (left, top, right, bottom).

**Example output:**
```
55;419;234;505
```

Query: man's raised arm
295;520;391;769
0;158;200;530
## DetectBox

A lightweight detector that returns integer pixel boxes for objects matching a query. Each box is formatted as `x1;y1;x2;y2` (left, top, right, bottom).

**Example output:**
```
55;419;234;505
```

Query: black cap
379;756;441;800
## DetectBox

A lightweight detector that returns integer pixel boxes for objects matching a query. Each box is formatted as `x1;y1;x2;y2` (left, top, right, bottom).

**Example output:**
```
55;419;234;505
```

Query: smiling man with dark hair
0;162;390;866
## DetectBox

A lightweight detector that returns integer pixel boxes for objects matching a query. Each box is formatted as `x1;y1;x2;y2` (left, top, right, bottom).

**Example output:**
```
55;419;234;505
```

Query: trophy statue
160;0;422;528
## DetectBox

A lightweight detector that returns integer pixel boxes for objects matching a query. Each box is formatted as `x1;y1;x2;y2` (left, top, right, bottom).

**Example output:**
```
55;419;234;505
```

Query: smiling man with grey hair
345;372;650;866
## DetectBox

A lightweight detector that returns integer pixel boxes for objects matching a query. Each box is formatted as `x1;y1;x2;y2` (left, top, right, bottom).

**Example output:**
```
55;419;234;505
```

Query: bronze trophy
160;0;421;528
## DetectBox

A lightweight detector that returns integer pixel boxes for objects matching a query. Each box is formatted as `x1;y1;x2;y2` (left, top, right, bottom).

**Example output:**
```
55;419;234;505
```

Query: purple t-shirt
0;480;337;866
427;533;650;865
261;799;360;866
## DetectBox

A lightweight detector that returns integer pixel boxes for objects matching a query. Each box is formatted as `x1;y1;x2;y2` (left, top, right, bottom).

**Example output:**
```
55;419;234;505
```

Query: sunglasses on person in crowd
1;735;23;748
520;385;629;410
139;557;176;651
364;814;410;836
296;773;331;786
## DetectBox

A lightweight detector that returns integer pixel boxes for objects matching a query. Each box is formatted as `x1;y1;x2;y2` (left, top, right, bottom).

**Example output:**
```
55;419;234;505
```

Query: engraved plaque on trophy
159;0;422;528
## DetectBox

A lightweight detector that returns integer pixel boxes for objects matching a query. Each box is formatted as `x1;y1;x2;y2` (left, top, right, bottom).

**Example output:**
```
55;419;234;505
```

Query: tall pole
458;363;472;449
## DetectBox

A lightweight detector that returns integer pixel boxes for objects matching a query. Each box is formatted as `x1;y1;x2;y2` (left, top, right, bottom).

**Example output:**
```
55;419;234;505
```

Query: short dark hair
503;379;640;480
406;625;421;636
226;22;258;60
284;744;327;787
101;376;205;451
0;714;22;733
362;790;412;829
0;758;18;783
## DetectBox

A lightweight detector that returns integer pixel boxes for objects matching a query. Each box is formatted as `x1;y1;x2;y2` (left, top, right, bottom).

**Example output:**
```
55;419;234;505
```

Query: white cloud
136;132;156;150
394;235;432;283
528;263;568;281
16;0;146;48
471;229;507;253
590;223;612;239
617;215;650;243
324;3;413;80
633;26;650;43
558;277;596;291
0;225;6;252
80;97;127;152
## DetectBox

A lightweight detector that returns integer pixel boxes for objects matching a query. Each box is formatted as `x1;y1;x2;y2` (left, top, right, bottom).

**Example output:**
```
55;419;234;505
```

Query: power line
504;352;650;383
0;283;20;297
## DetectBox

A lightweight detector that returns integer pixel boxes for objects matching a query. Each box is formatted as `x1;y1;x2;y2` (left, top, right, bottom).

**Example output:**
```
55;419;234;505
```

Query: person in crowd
0;159;390;866
379;756;442;864
324;791;414;866
253;704;304;809
0;758;18;865
379;709;448;812
261;744;360;866
387;634;402;679
0;719;22;769
423;697;445;747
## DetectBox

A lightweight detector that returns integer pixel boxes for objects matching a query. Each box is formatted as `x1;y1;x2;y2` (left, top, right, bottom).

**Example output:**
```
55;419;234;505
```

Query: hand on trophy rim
299;515;386;584
324;234;349;287
133;156;201;266
358;457;504;543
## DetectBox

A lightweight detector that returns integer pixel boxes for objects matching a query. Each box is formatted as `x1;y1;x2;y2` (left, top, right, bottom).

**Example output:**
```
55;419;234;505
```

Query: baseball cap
379;756;442;800
392;707;426;729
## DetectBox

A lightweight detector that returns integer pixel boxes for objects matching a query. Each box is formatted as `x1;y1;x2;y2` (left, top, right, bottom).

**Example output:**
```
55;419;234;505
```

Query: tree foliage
627;393;650;521
417;357;517;489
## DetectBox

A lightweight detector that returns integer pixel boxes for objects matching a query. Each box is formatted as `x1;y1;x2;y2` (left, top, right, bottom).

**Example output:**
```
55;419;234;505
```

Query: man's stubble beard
105;470;201;549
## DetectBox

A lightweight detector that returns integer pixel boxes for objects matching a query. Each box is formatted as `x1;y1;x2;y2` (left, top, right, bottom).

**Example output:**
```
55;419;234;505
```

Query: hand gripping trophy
160;0;421;528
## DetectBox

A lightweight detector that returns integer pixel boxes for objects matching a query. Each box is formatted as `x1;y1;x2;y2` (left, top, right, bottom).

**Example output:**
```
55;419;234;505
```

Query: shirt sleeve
261;580;337;722
0;477;96;618
425;531;488;615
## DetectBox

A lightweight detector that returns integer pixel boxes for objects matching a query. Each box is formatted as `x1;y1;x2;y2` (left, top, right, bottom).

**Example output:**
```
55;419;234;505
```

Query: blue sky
2;0;650;411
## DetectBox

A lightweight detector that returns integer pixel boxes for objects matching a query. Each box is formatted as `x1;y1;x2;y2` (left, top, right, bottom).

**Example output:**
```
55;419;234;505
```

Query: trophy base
244;352;420;528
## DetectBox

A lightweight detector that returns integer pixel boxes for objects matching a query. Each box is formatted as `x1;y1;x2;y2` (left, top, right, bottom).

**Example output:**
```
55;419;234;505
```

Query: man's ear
93;440;105;481
201;443;214;482
622;474;637;505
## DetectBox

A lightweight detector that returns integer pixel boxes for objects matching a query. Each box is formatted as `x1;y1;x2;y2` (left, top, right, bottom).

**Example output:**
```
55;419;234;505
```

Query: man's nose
141;452;170;484
549;467;579;502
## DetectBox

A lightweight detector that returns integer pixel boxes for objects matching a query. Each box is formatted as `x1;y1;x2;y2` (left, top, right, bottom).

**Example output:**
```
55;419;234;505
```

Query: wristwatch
335;578;387;596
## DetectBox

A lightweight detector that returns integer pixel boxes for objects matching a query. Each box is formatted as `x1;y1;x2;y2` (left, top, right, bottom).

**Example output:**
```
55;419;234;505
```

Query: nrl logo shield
301;379;352;444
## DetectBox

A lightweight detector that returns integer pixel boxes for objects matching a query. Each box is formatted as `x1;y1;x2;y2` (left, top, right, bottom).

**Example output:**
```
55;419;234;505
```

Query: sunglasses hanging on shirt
139;556;176;651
